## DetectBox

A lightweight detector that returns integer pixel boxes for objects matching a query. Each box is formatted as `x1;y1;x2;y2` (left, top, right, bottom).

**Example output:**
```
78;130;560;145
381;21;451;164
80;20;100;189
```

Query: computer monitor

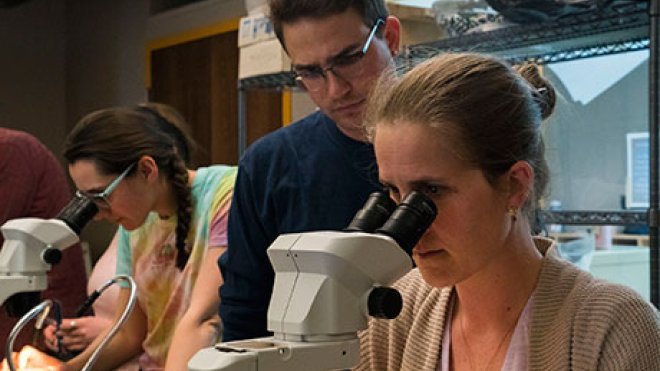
626;132;649;209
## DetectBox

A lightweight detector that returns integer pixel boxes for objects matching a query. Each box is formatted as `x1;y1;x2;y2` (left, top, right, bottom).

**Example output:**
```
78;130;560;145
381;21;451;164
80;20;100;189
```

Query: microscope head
0;193;98;315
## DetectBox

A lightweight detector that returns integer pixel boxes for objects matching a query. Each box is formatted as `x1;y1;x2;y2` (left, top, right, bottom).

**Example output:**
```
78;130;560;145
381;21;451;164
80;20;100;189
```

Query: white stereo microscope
0;194;98;314
1;194;141;371
189;191;437;371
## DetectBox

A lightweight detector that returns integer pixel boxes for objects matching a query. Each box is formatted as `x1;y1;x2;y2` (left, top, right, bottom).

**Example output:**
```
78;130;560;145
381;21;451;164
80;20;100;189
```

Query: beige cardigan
356;238;660;370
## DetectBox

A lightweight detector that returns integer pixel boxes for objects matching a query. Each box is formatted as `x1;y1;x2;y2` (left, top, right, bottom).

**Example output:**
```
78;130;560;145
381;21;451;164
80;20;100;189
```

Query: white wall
65;0;149;130
0;0;150;155
544;53;649;211
0;0;67;153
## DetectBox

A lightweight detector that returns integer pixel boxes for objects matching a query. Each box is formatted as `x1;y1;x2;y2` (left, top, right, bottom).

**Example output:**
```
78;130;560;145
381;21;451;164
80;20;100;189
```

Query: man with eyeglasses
219;0;400;341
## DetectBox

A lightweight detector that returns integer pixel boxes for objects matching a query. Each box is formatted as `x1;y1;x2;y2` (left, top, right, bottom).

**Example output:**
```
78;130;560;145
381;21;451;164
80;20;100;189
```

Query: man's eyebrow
327;42;362;62
292;42;362;70
291;62;319;71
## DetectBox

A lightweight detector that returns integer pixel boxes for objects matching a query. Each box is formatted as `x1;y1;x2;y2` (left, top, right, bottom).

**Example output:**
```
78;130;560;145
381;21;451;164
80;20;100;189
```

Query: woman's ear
507;160;534;208
137;155;159;183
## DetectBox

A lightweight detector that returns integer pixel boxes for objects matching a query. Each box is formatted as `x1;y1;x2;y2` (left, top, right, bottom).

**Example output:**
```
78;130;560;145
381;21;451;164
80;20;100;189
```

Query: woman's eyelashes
423;184;443;197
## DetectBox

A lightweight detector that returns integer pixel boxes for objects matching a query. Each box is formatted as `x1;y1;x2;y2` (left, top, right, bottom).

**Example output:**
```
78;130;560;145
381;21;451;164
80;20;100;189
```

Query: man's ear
137;155;159;183
383;16;401;56
507;160;534;208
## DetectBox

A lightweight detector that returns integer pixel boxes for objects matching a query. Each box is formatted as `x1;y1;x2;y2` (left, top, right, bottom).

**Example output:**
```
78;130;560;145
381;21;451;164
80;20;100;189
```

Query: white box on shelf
238;13;276;47
589;246;650;300
239;38;291;79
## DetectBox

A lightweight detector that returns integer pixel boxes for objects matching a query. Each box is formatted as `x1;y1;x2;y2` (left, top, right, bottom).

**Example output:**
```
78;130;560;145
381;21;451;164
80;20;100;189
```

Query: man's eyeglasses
293;18;385;92
76;162;136;210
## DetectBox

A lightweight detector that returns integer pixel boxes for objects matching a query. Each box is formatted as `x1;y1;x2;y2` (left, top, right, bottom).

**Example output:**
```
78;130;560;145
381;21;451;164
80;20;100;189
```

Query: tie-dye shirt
115;165;236;370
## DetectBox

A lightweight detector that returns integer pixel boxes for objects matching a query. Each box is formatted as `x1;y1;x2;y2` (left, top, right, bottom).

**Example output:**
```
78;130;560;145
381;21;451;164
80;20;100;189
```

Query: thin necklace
458;308;519;371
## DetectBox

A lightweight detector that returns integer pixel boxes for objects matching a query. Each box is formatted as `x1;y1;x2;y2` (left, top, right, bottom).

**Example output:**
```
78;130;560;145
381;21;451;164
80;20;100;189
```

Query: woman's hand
43;316;112;353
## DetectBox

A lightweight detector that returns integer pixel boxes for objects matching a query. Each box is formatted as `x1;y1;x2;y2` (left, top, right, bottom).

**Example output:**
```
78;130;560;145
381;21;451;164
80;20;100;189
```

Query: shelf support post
238;83;247;159
648;0;660;307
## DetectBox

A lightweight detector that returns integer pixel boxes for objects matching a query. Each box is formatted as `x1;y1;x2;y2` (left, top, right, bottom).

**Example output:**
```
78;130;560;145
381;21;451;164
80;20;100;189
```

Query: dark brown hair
268;0;388;51
365;53;557;224
64;105;195;270
136;102;196;166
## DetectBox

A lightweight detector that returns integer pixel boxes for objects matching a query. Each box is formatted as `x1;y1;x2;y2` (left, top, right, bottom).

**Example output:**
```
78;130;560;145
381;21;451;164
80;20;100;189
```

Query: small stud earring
508;206;518;222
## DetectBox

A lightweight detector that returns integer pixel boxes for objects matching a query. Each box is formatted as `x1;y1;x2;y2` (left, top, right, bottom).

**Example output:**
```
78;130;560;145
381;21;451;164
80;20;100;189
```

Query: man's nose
324;70;351;98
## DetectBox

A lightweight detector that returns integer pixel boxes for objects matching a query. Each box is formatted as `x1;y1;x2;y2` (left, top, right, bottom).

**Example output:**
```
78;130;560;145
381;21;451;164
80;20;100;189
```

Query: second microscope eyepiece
345;192;396;233
376;192;437;255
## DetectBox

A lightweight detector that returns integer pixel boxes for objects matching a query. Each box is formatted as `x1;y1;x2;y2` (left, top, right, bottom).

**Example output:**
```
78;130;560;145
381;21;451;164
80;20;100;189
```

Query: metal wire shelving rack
405;1;650;65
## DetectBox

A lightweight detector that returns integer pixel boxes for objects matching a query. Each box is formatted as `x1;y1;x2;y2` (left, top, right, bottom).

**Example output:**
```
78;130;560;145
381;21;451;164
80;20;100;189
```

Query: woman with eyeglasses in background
44;103;236;371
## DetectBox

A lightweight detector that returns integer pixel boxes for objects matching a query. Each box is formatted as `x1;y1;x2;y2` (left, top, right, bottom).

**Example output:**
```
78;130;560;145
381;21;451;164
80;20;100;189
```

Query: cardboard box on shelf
239;38;291;79
245;0;268;14
238;12;276;47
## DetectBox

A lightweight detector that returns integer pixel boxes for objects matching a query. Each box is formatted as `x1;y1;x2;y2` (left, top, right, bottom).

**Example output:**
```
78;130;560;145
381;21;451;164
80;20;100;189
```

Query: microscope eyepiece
345;192;396;233
376;192;437;255
56;193;99;235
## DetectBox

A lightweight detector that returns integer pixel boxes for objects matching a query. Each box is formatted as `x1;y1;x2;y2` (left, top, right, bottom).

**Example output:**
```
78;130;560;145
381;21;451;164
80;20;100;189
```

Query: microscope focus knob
368;287;403;319
43;248;63;265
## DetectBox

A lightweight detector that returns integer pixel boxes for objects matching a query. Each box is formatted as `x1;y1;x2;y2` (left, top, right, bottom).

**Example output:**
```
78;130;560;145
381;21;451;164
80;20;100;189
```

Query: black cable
74;290;101;317
74;277;118;318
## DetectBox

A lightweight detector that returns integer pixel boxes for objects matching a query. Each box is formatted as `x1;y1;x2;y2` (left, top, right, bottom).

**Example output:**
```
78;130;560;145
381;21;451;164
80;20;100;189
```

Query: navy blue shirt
219;111;383;341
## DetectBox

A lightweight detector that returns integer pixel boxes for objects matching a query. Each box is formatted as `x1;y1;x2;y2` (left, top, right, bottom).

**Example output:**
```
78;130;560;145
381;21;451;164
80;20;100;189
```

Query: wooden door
150;30;282;166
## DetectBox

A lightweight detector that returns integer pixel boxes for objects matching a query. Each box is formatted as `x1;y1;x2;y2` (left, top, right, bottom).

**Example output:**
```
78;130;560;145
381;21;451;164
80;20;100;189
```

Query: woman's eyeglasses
76;163;136;210
292;18;385;92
